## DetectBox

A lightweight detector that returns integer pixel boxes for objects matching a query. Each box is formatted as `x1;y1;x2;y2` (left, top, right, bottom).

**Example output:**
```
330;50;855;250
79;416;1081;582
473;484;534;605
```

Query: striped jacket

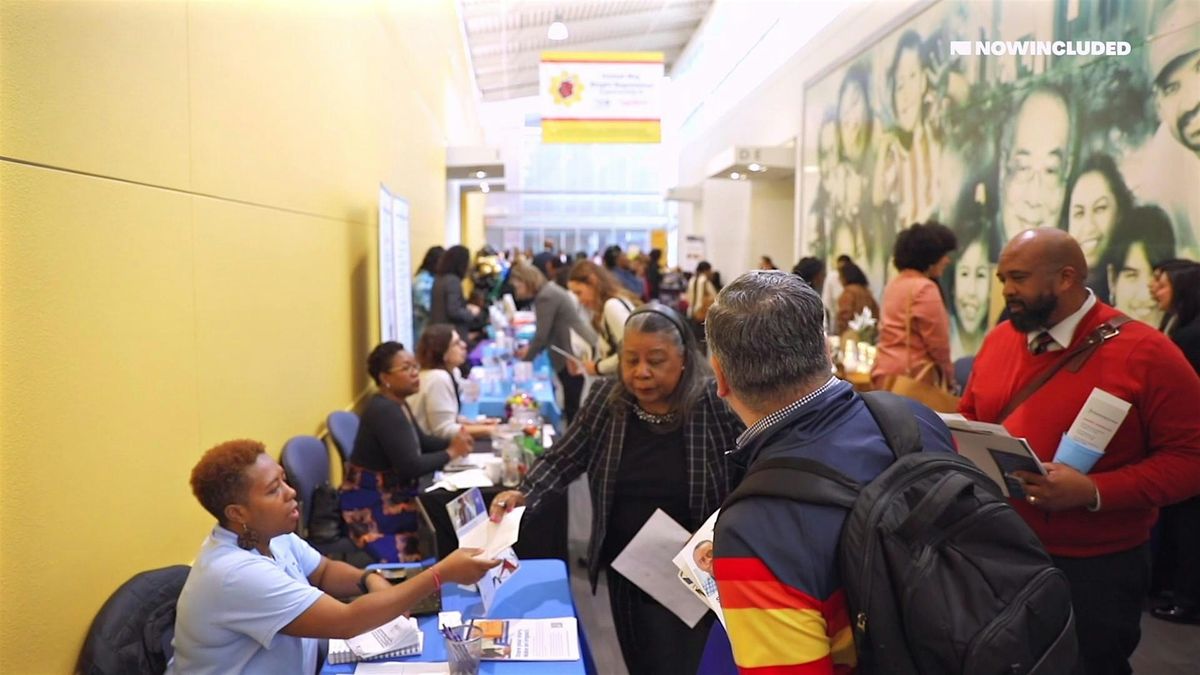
714;380;954;674
521;376;745;587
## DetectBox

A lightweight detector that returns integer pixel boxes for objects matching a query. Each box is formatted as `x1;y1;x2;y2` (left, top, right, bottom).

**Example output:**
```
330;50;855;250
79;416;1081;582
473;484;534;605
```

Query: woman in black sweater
1151;261;1200;623
429;245;481;344
339;341;472;562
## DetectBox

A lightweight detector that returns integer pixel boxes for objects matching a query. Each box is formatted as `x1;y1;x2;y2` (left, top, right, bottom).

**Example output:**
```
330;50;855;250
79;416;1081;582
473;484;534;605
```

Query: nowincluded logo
951;41;1132;56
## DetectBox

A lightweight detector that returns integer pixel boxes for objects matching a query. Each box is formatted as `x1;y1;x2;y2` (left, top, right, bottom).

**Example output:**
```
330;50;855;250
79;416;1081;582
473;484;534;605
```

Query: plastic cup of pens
442;624;483;675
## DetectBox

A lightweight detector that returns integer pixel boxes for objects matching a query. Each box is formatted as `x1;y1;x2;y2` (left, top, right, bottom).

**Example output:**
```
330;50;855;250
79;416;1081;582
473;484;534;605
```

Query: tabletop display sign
539;51;664;144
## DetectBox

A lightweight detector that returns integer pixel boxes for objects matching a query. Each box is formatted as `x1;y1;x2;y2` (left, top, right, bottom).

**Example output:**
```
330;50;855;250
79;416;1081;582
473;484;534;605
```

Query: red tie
1031;331;1056;355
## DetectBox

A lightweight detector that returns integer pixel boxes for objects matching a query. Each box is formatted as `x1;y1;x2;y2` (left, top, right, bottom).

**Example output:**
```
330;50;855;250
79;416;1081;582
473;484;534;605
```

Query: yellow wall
0;1;481;671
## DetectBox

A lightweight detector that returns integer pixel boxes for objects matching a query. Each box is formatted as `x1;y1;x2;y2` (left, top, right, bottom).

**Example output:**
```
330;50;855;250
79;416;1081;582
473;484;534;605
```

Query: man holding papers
960;228;1200;675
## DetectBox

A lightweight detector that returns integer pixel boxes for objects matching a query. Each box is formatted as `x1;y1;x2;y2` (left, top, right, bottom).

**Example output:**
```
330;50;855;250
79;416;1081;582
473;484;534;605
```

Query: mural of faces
1156;49;1200;155
954;238;991;336
838;74;871;164
893;46;926;133
800;0;1196;356
1109;242;1161;324
1068;170;1119;268
1001;89;1071;240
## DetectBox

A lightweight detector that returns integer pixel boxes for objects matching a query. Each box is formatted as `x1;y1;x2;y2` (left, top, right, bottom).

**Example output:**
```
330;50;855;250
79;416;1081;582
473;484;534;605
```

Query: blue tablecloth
320;559;590;674
465;350;562;430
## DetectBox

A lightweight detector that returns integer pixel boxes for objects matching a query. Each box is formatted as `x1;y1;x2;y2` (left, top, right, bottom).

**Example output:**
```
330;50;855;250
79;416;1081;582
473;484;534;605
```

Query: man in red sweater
961;228;1200;675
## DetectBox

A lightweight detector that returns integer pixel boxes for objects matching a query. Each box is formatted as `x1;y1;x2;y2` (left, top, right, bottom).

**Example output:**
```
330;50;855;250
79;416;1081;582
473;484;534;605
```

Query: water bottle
499;436;522;488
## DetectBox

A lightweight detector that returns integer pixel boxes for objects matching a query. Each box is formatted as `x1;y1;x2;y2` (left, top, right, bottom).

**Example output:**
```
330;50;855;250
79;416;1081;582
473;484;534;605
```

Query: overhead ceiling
459;0;713;102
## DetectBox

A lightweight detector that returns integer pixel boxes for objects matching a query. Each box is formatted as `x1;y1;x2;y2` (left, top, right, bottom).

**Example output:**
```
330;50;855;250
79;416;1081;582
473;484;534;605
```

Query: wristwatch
358;569;383;594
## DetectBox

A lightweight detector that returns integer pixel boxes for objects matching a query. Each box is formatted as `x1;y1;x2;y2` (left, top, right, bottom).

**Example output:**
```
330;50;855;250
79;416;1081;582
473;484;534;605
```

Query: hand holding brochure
937;414;1046;498
1054;388;1131;472
672;510;726;627
446;488;524;613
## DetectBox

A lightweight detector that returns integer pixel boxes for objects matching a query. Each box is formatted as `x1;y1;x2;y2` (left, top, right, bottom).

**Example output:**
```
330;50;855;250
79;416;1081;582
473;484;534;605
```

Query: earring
237;522;259;550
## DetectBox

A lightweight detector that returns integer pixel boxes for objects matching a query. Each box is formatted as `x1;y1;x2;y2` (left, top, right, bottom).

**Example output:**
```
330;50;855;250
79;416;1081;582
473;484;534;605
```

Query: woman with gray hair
490;303;745;675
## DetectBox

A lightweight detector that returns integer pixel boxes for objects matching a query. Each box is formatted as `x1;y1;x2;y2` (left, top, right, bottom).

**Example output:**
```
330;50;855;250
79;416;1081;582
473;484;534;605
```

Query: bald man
960;228;1200;675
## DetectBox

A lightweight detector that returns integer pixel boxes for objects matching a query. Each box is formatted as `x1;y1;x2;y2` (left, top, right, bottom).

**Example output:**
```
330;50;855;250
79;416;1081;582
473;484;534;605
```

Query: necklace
633;404;677;425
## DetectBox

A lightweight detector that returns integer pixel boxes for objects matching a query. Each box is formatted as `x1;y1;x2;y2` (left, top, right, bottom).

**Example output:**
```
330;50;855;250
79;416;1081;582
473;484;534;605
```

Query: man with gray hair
705;271;955;672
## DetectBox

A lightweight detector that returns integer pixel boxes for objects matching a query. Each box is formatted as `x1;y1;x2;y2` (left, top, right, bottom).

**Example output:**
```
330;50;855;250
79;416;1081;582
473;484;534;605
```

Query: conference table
320;560;592;674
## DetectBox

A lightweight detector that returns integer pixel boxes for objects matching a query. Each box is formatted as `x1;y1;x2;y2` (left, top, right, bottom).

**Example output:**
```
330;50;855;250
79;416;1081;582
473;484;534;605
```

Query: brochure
446;487;524;613
938;413;1046;498
672;510;726;627
326;615;422;664
474;617;580;661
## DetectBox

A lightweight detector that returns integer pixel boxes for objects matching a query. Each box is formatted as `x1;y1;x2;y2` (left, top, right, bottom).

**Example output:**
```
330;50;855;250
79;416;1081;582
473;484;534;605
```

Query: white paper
477;547;522;614
446;487;525;559
610;509;711;628
343;615;421;659
441;469;494;490
937;414;1046;498
476;617;580;661
672;511;726;627
437;611;463;630
1066;388;1132;452
549;344;588;370
354;663;449;674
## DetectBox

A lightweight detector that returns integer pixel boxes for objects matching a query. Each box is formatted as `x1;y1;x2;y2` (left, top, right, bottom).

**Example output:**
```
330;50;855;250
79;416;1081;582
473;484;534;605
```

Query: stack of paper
327;615;422;664
475;618;580;661
938;414;1045;497
672;511;725;627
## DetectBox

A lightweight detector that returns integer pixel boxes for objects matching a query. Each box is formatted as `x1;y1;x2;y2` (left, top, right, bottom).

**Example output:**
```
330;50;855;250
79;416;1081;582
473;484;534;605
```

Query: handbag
885;286;961;413
887;362;961;413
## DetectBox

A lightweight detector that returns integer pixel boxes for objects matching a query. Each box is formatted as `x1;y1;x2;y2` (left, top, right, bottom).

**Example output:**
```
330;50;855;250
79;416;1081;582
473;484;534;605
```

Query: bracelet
358;569;382;594
430;566;443;590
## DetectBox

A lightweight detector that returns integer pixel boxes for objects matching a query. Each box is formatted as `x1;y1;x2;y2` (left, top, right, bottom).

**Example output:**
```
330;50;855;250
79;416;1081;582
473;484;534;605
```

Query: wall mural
799;0;1200;357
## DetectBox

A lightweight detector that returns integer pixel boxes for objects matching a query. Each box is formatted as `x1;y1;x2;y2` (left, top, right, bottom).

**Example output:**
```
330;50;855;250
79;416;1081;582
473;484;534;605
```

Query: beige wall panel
190;197;372;451
0;162;201;672
0;0;191;188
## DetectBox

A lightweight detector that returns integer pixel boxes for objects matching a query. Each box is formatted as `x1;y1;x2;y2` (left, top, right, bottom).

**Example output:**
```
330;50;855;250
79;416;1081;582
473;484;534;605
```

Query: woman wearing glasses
339;341;473;562
410;325;497;440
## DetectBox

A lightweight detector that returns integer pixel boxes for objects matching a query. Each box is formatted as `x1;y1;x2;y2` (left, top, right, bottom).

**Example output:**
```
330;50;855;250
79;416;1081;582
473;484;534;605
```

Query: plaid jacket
521;376;746;587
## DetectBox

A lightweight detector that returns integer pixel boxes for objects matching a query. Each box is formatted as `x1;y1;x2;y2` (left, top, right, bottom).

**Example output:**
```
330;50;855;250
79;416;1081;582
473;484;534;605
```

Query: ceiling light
729;172;742;180
747;163;764;172
474;170;487;179
480;182;490;193
548;16;568;41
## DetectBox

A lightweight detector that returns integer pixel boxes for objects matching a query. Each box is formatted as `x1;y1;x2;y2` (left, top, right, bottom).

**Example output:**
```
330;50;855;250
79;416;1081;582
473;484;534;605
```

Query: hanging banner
540;51;664;143
378;184;413;348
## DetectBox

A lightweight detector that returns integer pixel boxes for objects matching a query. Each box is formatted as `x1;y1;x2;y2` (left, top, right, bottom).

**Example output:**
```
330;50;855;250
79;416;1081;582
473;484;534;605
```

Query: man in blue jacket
706;271;954;673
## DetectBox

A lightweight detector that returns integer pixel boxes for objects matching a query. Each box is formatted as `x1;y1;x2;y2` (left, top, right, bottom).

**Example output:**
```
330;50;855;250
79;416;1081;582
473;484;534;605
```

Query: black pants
1053;545;1150;675
1153;495;1200;605
607;569;714;675
558;368;584;423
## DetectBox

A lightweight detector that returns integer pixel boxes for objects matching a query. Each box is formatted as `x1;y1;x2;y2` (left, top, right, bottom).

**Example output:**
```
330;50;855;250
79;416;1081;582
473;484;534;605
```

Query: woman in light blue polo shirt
168;439;499;675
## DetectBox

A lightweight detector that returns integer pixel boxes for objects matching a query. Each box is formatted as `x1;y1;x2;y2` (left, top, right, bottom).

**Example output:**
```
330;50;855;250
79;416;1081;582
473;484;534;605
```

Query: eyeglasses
388;363;420;374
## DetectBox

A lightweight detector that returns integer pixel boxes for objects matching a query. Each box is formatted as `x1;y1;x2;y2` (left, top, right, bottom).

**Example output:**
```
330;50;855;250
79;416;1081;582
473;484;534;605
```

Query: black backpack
721;391;1077;675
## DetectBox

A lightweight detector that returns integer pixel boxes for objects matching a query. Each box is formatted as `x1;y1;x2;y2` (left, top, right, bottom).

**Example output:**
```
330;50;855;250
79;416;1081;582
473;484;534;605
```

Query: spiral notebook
326;629;423;665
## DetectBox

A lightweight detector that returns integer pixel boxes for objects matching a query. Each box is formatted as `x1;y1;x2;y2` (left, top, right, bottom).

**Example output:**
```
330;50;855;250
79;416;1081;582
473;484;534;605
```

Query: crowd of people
166;224;1200;675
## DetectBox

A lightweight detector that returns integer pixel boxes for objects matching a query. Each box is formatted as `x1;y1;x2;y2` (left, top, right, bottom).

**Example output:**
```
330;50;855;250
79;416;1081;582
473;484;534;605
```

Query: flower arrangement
846;307;878;345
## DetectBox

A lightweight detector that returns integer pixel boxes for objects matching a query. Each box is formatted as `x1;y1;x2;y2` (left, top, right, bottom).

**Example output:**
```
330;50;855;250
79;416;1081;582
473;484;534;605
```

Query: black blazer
1170;316;1200;374
429;273;475;340
520;377;745;587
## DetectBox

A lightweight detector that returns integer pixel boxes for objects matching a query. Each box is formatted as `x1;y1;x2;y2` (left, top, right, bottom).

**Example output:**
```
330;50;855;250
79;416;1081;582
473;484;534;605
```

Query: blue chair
281;435;331;538
326;411;359;465
954;355;976;394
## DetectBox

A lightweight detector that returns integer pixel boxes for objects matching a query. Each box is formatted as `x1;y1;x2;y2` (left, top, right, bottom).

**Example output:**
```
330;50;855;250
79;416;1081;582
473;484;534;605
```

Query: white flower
848;307;877;332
